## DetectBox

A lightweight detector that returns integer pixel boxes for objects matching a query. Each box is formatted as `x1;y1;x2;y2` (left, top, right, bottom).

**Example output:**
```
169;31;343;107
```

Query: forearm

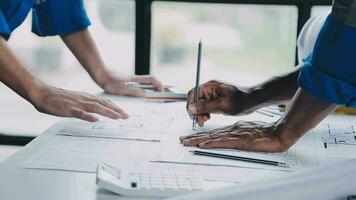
0;37;42;102
247;66;301;108
61;29;110;88
0;36;129;122
276;88;337;148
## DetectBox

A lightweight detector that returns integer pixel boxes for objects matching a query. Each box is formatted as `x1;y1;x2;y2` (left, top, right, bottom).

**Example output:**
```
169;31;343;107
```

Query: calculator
96;163;204;197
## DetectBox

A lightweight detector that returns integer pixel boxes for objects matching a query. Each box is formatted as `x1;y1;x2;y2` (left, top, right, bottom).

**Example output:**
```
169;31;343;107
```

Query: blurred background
0;0;331;161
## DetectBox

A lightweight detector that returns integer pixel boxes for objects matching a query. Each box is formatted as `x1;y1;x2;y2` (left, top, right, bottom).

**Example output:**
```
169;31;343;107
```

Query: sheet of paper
21;134;286;183
21;100;356;184
153;129;327;172
318;123;356;161
22;134;163;172
57;102;176;141
21;102;290;183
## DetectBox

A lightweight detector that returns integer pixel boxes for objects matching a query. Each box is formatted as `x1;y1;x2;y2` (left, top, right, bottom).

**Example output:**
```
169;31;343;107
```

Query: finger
213;124;238;134
198;137;242;149
188;100;221;115
182;135;211;146
179;131;210;142
186;89;196;118
197;115;204;127
97;99;129;119
199;136;284;152
186;83;213;117
121;87;146;97
70;108;98;122
82;102;122;120
198;114;210;122
132;75;164;91
197;114;209;127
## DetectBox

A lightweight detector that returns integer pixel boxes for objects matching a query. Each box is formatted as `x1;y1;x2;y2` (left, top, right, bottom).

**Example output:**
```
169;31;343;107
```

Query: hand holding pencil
186;80;256;127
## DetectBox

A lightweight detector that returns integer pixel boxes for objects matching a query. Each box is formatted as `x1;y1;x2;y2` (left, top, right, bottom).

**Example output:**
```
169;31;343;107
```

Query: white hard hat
297;13;329;65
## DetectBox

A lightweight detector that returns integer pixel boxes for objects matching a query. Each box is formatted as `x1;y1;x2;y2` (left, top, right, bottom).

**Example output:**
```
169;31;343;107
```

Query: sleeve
298;13;356;108
0;10;10;39
31;0;91;37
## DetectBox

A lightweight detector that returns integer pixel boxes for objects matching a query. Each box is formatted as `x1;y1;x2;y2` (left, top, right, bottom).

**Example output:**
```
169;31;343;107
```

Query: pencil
190;150;289;168
192;39;202;130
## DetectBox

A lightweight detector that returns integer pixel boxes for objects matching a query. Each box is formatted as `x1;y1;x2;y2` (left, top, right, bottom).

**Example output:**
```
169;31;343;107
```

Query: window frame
135;0;332;75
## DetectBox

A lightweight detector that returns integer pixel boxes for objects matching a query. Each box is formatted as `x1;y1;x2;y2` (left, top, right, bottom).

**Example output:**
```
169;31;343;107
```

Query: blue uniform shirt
298;0;356;108
298;14;356;108
0;0;91;39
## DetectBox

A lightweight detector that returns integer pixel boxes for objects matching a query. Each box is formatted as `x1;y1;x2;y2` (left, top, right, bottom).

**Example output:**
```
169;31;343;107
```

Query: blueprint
20;101;356;183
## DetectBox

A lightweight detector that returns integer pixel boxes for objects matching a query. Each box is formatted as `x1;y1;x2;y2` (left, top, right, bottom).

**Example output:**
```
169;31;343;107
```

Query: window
0;0;331;143
6;0;135;92
0;0;135;135
311;6;331;17
151;2;298;87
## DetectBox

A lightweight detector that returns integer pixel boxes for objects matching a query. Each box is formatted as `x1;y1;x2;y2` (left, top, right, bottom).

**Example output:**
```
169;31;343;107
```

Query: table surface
0;96;233;200
0;95;354;200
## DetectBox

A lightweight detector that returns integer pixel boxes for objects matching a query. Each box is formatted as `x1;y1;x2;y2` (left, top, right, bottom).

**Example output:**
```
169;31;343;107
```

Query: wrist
249;86;273;106
235;86;269;114
26;80;49;107
91;67;112;88
274;120;301;150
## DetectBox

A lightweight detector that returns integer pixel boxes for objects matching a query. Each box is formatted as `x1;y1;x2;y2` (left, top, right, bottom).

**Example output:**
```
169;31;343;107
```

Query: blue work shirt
0;0;91;39
298;0;356;108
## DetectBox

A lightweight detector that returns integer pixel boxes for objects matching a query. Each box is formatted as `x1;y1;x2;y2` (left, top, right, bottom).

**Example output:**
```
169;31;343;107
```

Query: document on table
20;101;291;183
21;100;355;183
21;134;286;183
22;134;163;172
319;123;356;162
153;128;327;172
57;103;176;142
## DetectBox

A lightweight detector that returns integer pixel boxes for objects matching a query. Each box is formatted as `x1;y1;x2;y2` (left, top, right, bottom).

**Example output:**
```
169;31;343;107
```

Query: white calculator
96;163;204;198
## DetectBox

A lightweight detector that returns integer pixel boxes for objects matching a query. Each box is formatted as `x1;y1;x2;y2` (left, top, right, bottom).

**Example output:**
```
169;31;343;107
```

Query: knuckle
106;99;114;105
71;109;84;117
82;103;92;111
196;103;205;112
88;102;101;110
151;77;158;82
99;99;111;106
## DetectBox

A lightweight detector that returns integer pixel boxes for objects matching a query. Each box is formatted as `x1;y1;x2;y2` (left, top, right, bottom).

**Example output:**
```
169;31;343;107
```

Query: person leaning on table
181;0;356;152
0;0;163;122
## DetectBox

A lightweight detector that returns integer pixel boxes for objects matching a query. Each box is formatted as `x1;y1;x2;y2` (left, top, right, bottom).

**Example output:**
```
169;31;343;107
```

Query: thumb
188;99;220;115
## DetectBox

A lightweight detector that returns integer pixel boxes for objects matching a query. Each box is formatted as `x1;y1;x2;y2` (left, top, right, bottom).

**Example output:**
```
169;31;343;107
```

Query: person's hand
30;84;129;122
187;80;256;127
180;121;289;153
100;73;164;97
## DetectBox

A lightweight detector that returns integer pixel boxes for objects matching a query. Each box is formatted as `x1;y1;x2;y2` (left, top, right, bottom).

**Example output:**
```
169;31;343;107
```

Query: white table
0;95;354;200
0;96;233;200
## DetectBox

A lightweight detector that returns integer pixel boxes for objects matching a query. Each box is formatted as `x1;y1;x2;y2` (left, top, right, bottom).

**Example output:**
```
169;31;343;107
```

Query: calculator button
164;185;177;190
163;180;176;185
150;183;163;189
178;183;192;190
139;180;149;188
162;187;177;192
192;183;202;190
131;182;137;188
